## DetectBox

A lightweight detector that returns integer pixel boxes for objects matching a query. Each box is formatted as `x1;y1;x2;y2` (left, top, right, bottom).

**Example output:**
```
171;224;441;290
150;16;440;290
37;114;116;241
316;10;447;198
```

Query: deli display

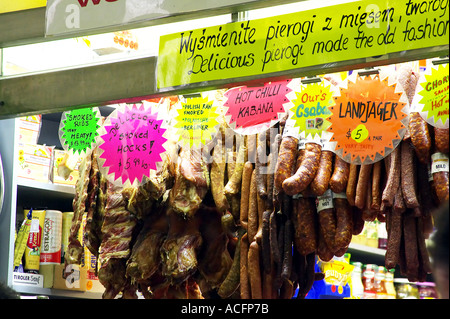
9;60;447;299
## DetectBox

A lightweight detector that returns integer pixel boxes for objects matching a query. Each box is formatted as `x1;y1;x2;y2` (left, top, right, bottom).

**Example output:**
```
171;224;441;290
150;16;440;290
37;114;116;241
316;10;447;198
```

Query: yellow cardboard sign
0;0;46;14
158;0;449;89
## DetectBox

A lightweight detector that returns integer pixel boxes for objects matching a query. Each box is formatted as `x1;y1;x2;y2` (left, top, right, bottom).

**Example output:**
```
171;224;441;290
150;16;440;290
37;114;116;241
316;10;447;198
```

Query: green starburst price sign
59;107;101;155
413;63;449;129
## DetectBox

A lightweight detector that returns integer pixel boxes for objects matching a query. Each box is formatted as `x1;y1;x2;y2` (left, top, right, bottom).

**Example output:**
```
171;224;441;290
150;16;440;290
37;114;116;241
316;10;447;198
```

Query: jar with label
385;268;397;299
362;264;377;299
351;262;364;299
374;266;388;299
416;282;438;299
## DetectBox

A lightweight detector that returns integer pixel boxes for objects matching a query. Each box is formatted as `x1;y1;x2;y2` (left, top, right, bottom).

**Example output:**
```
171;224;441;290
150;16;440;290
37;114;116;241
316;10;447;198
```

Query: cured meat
197;206;232;291
169;148;209;218
126;210;168;287
160;209;203;284
83;148;102;257
210;137;229;214
282;143;322;195
64;152;92;272
98;182;138;299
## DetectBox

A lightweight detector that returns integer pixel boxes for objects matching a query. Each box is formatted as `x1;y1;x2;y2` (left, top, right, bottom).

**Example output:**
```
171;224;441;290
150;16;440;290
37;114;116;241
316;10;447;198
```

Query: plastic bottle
374;266;388;299
385;268;397;299
377;221;388;249
362;264;377;299
351;262;364;299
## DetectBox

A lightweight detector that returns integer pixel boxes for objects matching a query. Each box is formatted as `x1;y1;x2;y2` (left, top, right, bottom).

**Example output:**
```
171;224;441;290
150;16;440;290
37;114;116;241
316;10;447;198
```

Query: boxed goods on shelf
17;143;53;183
17;116;41;144
53;264;87;292
52;149;80;186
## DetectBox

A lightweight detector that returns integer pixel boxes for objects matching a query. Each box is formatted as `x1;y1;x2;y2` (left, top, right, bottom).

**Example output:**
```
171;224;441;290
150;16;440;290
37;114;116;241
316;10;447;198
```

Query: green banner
157;0;449;89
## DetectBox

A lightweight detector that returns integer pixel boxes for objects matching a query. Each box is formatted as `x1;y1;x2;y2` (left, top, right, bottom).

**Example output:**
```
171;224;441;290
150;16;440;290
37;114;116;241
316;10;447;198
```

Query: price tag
224;80;291;135
97;103;167;186
326;70;409;164
431;152;449;174
316;189;334;212
413;63;449;129
288;78;336;140
173;93;220;148
59;107;101;155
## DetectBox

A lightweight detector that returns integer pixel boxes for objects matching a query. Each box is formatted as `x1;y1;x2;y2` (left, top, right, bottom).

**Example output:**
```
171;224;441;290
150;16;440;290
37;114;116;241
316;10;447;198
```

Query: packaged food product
24;209;46;274
374;266;388;299
385;268;397;299
52;150;80;186
61;212;74;263
362;264;377;299
17;116;41;144
13;209;33;271
394;278;419;299
17;143;53;183
39;210;62;288
377;221;388;249
350;262;364;299
416;282;438;299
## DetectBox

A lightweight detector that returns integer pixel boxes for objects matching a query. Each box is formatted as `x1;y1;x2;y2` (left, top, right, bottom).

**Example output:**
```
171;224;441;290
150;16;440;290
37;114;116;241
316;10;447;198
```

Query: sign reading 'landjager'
157;0;449;88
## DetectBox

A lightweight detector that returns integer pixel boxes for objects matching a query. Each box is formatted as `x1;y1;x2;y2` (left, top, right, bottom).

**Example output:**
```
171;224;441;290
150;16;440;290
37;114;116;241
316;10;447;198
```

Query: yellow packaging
52;150;80;186
61;212;74;263
14;209;33;269
78;213;87;268
17;143;53;183
24;209;46;273
321;259;354;287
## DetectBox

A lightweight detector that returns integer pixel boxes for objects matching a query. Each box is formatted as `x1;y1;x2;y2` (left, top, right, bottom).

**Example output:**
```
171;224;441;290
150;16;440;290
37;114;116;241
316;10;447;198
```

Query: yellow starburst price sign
414;63;449;129
288;78;336;140
173;95;220;148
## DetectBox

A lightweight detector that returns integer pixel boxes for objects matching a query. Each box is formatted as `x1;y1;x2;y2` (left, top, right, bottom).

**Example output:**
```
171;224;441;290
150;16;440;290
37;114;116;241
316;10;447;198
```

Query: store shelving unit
0;0;447;299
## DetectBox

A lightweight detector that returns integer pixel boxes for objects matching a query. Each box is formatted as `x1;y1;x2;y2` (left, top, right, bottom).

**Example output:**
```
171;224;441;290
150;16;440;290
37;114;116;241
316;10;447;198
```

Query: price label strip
97;103;167;186
173;94;220;148
326;70;409;165
223;79;291;135
59;107;101;155
413;63;449;129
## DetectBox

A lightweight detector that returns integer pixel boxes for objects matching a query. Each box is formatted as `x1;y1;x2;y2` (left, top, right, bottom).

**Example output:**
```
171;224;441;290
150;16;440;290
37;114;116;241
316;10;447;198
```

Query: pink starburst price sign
98;103;167;186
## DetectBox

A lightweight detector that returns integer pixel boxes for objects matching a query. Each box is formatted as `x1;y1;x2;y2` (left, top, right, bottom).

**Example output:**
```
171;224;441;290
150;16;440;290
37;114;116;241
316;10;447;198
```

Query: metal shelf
13;285;103;299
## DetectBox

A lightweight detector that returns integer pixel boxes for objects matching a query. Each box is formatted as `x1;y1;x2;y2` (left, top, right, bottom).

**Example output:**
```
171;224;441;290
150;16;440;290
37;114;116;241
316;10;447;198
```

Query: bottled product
365;222;378;248
377;221;388;249
374;266;388;299
416;282;438;299
351;262;364;299
362;264;377;299
385;269;397;299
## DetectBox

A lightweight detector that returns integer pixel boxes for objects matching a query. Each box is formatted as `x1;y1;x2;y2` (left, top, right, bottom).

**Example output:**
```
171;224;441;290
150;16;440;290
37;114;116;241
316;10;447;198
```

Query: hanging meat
64;151;92;276
169;147;210;218
97;182;138;299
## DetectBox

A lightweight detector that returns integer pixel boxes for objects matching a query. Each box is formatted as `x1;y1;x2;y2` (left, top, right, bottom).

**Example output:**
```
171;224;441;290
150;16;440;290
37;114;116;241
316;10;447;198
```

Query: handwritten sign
223;80;290;135
98;104;167;186
288;78;336;140
59;107;100;155
173;95;220;148
326;71;409;164
157;0;449;89
413;63;449;128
